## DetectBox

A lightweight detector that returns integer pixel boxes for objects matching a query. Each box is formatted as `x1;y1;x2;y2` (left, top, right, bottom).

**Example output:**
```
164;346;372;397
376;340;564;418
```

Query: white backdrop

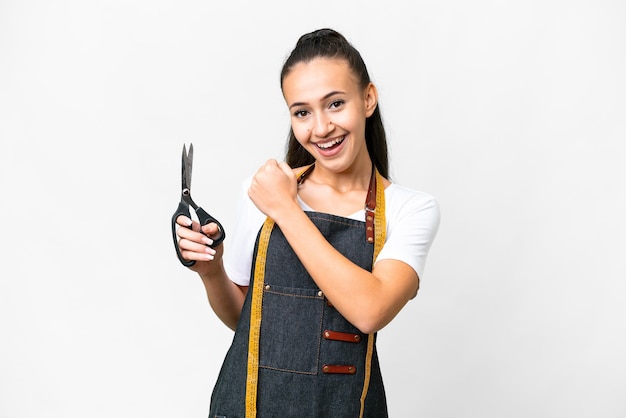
1;1;625;417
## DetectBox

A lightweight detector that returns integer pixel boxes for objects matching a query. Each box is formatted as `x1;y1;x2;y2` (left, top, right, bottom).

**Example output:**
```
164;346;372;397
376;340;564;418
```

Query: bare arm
176;217;247;330
248;161;419;334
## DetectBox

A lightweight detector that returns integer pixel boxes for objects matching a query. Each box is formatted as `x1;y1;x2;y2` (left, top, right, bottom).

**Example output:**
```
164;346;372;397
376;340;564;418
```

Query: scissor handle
195;206;226;247
171;201;226;267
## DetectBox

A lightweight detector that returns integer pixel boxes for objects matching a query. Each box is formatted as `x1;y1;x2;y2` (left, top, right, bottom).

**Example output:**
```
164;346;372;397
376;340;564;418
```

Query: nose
312;113;335;137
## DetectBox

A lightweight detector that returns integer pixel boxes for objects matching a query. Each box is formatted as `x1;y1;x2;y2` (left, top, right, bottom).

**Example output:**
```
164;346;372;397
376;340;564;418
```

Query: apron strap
359;168;387;417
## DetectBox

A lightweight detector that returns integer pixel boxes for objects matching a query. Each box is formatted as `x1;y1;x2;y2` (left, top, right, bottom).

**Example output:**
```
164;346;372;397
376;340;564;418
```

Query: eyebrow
288;90;346;109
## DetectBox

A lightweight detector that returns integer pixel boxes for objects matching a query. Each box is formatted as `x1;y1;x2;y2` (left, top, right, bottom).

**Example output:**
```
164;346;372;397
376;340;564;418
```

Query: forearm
198;260;247;331
274;208;416;334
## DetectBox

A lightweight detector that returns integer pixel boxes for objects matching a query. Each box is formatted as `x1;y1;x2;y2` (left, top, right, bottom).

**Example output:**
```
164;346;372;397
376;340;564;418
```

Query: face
282;58;378;174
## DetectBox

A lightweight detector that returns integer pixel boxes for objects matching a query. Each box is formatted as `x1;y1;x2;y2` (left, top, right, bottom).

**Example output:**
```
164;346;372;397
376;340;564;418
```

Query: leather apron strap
245;165;386;418
359;168;386;418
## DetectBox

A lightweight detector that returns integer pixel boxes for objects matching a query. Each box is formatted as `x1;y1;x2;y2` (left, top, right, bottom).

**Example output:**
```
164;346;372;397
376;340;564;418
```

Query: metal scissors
171;143;225;267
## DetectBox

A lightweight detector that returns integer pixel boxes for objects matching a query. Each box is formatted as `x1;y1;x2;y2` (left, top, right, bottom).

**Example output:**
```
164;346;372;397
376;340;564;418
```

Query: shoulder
385;183;440;222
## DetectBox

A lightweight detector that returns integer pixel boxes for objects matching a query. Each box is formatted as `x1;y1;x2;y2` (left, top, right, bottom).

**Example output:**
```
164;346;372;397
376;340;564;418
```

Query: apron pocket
259;284;324;374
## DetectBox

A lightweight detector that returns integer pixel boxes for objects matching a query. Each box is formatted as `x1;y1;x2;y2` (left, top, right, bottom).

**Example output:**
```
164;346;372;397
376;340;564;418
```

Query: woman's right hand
175;215;223;274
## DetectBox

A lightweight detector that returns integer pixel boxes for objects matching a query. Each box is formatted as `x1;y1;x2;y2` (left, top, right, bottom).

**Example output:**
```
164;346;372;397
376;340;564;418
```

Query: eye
329;100;345;110
293;109;309;118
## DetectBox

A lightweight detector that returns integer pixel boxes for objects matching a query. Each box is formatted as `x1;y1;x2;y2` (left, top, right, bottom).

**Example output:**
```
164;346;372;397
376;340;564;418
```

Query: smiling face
282;57;378;175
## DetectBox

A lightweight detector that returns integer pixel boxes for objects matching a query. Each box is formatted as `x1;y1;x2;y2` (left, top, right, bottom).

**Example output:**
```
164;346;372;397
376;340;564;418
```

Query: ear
364;83;378;118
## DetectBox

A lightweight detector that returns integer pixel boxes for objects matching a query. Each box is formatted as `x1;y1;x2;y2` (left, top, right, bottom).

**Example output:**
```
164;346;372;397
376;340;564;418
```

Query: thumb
277;161;294;178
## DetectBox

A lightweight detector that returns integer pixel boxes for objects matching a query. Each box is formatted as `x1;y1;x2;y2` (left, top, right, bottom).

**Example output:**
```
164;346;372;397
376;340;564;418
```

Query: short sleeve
375;184;441;280
222;176;266;286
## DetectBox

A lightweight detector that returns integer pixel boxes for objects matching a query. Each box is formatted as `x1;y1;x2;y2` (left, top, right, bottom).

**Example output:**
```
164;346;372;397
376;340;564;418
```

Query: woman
176;28;440;417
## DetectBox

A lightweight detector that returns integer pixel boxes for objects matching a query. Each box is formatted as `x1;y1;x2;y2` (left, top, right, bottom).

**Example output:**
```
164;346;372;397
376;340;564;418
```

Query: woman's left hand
248;159;299;221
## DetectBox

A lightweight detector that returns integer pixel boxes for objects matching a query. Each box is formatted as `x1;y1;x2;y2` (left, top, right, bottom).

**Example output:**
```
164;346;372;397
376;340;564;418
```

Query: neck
306;160;373;193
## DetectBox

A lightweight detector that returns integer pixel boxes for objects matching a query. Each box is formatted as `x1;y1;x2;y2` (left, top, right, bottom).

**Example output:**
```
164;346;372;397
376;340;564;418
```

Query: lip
314;135;345;157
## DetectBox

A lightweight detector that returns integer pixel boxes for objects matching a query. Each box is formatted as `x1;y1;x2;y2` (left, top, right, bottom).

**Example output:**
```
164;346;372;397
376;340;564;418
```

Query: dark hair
280;28;389;178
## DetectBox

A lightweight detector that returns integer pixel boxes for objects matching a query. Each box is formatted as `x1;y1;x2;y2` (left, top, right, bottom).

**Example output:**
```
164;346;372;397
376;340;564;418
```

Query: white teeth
317;136;345;149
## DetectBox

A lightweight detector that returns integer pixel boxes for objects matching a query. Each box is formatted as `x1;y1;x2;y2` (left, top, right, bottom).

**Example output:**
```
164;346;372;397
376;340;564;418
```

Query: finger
180;248;215;262
278;161;294;178
177;223;214;246
178;238;216;260
176;215;193;227
176;215;204;233
201;222;222;241
261;159;279;173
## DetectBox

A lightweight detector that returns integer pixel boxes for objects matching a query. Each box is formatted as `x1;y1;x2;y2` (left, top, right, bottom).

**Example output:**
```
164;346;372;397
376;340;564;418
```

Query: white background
1;1;625;417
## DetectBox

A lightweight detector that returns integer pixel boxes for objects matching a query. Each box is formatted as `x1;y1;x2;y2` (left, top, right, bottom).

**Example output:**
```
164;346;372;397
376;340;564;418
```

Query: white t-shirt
223;176;441;287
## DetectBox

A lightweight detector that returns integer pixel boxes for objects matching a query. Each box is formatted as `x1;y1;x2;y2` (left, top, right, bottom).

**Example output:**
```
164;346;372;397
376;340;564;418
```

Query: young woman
175;28;440;417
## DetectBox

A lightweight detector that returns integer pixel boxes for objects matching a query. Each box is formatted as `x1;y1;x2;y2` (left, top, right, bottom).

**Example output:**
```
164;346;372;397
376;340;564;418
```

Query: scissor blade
181;144;188;191
186;143;193;189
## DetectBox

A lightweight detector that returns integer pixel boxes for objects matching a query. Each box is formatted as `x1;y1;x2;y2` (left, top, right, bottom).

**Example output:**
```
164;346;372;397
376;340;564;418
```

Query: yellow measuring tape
245;218;274;417
244;169;387;418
